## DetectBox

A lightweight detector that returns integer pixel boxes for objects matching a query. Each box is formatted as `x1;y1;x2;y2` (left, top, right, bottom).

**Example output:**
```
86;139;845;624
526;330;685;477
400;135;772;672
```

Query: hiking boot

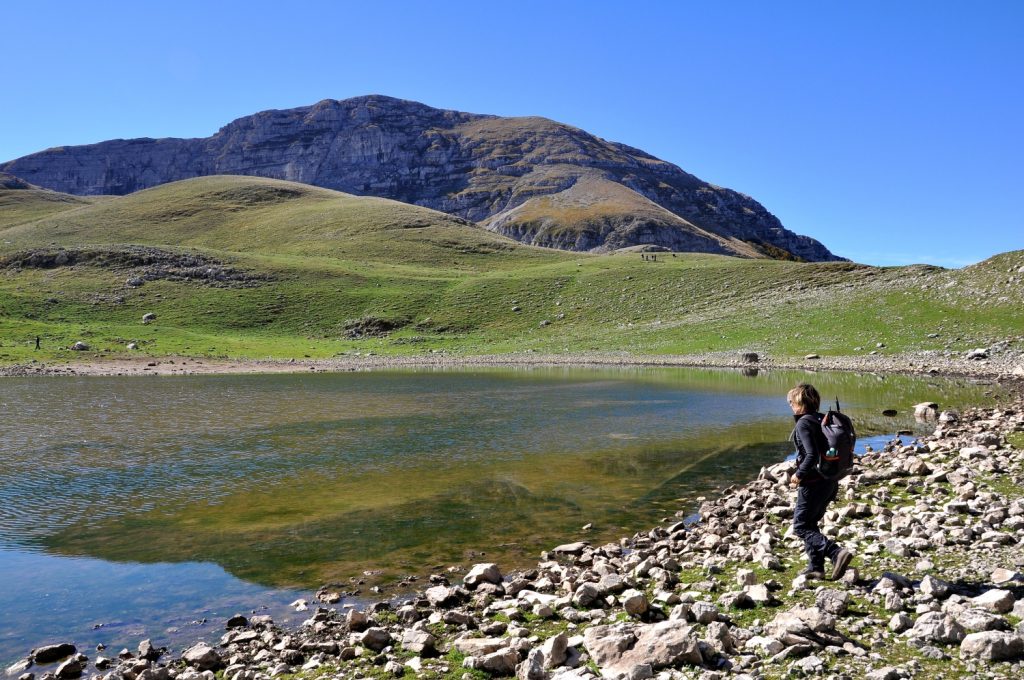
800;567;825;580
830;549;853;581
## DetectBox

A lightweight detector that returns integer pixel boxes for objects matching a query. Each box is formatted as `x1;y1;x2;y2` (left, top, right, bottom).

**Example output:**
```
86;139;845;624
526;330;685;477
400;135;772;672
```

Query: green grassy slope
0;172;98;229
0;175;1021;364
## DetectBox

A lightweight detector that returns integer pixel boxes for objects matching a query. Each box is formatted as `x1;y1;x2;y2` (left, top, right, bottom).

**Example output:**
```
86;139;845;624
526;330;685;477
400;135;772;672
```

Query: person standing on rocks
788;383;853;580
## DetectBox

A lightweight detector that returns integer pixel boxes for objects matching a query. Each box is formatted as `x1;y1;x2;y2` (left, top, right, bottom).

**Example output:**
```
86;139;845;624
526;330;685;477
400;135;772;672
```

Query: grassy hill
0;172;99;229
0;175;1021;364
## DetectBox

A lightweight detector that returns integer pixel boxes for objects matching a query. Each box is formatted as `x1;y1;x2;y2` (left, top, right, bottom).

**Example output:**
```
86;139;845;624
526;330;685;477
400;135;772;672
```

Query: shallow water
0;366;1002;663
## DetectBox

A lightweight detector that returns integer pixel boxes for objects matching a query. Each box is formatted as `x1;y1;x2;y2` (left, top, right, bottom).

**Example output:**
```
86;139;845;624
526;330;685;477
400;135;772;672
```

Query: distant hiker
34;335;40;350
787;383;853;580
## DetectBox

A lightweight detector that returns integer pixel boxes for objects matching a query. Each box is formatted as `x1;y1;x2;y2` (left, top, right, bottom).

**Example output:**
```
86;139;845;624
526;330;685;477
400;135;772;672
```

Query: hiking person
788;383;853;580
34;335;40;350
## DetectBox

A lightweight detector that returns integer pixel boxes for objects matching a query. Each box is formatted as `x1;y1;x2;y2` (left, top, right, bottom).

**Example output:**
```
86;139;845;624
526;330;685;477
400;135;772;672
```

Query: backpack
816;398;856;480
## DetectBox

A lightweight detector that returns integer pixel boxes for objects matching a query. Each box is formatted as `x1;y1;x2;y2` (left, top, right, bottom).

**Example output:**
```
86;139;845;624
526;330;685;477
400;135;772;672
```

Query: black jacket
792;412;828;482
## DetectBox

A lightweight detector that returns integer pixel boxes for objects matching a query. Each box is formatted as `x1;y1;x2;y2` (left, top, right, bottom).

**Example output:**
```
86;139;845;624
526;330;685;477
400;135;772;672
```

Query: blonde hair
788;383;821;414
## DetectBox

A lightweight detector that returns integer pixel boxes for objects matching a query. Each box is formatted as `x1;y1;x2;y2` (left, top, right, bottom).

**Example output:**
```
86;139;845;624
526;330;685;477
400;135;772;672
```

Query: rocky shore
1;345;1022;380
7;385;1024;679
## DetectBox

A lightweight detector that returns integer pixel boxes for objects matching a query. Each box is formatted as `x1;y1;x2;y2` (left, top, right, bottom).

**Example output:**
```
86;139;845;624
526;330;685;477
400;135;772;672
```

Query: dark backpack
817;398;856;480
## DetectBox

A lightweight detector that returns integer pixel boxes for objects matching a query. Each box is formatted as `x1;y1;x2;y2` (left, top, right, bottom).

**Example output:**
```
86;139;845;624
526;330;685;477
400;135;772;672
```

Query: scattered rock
53;660;81;680
464;563;503;588
181;644;222;671
359;627;392;651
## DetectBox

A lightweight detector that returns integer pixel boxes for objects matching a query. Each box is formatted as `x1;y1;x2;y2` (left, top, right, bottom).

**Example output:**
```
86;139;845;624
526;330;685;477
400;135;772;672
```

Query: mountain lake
0;366;1007;664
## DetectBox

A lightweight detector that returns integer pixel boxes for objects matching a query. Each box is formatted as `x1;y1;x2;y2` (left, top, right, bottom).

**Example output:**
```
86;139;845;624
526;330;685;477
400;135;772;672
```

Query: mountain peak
0;97;843;261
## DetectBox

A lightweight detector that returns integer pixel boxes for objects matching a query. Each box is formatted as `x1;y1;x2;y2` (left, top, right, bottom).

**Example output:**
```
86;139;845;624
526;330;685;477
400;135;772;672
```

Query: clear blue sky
2;1;1021;267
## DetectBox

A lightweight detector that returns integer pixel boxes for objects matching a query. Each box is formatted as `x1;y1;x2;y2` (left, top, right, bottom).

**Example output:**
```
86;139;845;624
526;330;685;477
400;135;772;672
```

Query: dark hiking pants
793;479;841;569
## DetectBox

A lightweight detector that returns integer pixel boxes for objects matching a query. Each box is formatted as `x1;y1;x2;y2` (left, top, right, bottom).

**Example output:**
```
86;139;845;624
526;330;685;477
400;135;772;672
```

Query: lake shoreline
2;348;1022;381
8;382;1024;678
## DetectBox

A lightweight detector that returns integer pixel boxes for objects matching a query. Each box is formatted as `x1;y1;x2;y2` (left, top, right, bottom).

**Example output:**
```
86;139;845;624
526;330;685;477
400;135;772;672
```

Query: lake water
0;366;1003;664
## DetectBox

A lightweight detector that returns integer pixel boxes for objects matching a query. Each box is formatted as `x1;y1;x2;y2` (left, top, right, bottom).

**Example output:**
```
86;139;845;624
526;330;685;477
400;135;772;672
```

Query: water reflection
0;366;1002;662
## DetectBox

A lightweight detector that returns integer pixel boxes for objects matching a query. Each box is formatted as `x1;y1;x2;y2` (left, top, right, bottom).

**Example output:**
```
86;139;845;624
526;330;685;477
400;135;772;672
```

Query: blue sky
2;1;1021;266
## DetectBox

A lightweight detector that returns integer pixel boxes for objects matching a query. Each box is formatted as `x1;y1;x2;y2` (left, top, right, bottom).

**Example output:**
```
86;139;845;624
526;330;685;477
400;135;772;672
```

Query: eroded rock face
1;95;842;261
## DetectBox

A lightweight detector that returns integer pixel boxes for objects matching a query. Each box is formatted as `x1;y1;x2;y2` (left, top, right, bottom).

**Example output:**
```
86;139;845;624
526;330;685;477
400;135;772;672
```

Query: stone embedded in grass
142;313;156;323
736;568;757;586
815;589;850;615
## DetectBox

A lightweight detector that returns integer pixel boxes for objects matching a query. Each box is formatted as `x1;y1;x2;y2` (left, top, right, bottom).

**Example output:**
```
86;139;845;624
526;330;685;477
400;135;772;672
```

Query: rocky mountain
1;96;842;260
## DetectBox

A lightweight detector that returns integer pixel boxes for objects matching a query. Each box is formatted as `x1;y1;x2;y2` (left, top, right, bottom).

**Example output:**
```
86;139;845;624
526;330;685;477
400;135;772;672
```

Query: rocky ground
7;385;1024;680
1;345;1022;379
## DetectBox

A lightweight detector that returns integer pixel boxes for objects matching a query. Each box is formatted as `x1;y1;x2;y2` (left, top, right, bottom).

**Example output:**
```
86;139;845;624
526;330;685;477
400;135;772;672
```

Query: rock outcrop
1;95;843;260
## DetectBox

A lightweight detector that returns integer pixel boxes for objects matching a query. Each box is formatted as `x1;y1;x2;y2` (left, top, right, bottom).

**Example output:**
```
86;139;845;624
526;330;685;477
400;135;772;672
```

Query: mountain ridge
1;95;843;261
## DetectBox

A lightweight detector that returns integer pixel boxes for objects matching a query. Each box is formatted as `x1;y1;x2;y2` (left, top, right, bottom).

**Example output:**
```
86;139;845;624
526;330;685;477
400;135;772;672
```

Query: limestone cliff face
1;95;843;260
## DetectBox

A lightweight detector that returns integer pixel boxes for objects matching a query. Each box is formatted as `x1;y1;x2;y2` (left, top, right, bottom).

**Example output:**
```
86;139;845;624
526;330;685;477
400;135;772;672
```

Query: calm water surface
0;366;1003;663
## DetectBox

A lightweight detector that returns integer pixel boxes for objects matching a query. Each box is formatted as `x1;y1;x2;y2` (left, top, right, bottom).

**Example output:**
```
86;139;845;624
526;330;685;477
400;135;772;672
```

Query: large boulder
181;643;222;671
907;612;966;645
582;621;702;676
516;648;546;680
454;638;506;656
972;589;1016;614
541;633;569;668
464;563;503;588
582;625;636;669
401;630;437;656
572;582;601;608
919;575;952;600
621;589;649;617
54;660;81;680
960;631;1024;661
815;589;850;615
359;627;392;651
425;585;464;607
954;608;1008;633
476;649;519;675
32;644;76;664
